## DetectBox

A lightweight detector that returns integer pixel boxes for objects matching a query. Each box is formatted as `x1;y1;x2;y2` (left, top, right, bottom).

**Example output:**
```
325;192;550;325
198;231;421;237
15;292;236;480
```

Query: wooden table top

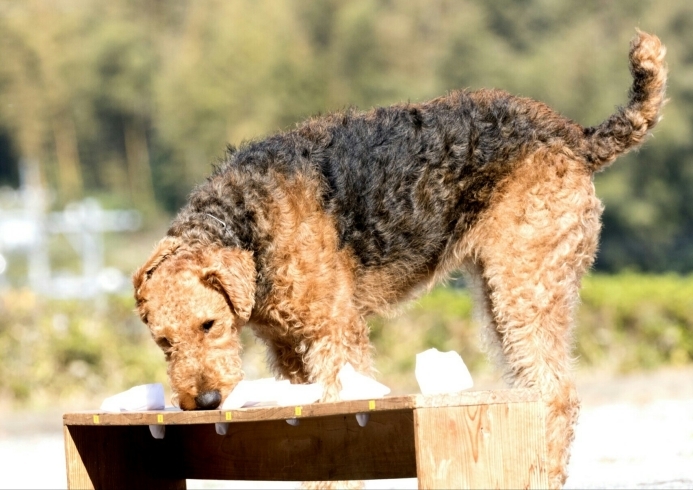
63;388;541;426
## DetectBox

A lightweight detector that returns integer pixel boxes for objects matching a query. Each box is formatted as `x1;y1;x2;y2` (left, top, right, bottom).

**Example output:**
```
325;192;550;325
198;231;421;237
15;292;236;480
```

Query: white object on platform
415;348;474;395
219;378;324;410
221;378;288;409
100;383;165;412
338;362;391;401
216;378;323;434
277;382;323;407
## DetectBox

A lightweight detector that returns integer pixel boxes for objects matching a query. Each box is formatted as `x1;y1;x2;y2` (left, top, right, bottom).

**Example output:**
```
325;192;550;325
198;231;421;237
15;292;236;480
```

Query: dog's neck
204;213;228;230
167;211;245;250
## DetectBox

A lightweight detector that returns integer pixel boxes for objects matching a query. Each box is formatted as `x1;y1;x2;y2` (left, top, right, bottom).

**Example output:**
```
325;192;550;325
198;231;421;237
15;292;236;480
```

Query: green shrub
1;273;692;408
576;273;693;371
369;273;693;391
0;290;167;409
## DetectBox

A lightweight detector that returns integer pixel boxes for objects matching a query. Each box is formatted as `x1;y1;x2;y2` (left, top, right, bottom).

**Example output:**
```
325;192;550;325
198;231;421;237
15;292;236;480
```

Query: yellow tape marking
295;406;302;417
225;412;232;421
157;414;164;424
93;415;100;424
369;400;376;411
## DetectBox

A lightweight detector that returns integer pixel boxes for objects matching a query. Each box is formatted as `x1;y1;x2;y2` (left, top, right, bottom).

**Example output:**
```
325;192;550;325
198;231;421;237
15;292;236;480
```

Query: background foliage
0;1;692;408
1;0;693;270
2;274;692;407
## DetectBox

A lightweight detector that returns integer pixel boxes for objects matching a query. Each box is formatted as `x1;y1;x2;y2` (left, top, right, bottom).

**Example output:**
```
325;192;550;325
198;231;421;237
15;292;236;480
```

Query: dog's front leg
263;314;372;490
300;314;375;402
258;311;375;401
299;322;372;490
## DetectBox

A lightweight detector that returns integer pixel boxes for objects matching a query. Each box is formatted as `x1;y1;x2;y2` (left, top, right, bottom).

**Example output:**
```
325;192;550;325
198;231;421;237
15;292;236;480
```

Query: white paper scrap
415;348;473;395
221;378;288;409
338;362;390;401
100;383;165;412
277;382;323;407
220;378;323;410
216;378;323;434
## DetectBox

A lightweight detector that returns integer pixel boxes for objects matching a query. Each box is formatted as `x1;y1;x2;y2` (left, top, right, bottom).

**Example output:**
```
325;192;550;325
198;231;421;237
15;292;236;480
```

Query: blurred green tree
0;0;692;271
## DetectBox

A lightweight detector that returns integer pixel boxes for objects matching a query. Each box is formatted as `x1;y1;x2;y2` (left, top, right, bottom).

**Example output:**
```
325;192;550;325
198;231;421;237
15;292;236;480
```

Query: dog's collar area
205;213;227;229
203;212;238;246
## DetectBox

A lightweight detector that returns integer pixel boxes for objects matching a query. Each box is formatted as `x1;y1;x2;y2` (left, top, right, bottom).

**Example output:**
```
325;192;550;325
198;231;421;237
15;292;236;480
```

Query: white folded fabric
221;378;286;409
415;348;473;395
338;362;390;401
277;382;323;406
220;378;323;410
100;383;165;412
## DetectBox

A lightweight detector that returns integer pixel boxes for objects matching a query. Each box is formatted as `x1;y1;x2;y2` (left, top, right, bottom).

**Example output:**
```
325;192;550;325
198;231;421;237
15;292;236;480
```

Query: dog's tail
582;30;667;172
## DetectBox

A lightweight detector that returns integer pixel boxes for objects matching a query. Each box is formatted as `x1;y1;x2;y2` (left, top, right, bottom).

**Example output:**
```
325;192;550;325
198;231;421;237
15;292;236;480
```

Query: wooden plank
63;389;541;427
64;425;94;490
63;397;416;426
413;388;541;408
65;424;186;490
413;401;548;489
172;410;417;481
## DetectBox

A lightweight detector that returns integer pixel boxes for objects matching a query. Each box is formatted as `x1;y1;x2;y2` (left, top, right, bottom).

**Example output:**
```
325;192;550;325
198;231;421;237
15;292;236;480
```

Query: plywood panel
413;402;548;489
64;425;94;490
65;424;186;490
174;410;417;481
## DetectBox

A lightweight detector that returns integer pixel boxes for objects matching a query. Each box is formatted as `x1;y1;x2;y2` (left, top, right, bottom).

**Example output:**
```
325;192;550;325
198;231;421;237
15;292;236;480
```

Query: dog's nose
195;390;221;410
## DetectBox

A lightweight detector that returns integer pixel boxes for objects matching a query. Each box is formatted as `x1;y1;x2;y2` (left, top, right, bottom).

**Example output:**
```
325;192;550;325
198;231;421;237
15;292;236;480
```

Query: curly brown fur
133;31;666;488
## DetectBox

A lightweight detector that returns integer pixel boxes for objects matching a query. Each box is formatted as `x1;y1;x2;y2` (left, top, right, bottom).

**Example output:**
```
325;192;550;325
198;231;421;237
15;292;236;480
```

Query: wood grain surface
63;389;541;426
62;388;547;489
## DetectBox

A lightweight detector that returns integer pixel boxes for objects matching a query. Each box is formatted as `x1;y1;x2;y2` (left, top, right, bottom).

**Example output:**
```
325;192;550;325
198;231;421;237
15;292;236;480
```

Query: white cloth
415;348;473;395
216;378;324;434
338;362;391;401
220;378;324;410
100;383;165;412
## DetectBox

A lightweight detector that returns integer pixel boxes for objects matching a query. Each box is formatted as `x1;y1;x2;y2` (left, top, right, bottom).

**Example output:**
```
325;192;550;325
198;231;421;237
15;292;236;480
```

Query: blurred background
1;0;692;418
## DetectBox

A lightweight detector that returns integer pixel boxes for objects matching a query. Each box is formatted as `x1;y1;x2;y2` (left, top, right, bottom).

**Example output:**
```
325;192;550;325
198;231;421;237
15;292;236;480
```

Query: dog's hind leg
474;263;581;488
468;151;602;488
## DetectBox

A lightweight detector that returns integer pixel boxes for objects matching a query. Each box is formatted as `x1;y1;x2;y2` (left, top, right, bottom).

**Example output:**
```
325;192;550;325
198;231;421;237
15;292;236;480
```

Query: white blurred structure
0;161;140;298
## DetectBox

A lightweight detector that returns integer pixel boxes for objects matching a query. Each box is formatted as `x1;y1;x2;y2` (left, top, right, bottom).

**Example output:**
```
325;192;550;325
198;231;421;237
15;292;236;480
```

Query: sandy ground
1;366;691;489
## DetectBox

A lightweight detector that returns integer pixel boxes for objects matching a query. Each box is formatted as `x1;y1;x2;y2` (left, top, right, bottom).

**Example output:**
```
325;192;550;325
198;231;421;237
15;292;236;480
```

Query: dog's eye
201;320;215;332
157;337;172;350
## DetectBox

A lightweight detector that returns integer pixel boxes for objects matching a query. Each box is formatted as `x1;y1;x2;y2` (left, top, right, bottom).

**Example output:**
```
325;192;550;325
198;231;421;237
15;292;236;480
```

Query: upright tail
583;30;667;172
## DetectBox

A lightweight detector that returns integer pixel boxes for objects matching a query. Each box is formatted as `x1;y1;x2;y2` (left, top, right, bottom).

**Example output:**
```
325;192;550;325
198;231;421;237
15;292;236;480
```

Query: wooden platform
63;389;548;489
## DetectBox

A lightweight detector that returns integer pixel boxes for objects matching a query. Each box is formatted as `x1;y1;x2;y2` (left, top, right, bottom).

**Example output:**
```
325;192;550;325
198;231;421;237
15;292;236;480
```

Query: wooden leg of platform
64;425;94;490
413;402;548;489
64;425;186;490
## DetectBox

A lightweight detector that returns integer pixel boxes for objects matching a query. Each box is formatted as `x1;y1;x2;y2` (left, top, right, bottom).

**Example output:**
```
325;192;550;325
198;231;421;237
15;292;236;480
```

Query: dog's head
133;237;256;410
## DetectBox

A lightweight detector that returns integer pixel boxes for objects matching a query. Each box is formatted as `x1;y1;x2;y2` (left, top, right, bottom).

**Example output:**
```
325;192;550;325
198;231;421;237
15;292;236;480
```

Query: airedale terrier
134;31;666;487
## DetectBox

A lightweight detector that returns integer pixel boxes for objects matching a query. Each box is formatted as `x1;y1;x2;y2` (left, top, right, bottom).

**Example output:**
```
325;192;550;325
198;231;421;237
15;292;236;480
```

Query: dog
133;31;666;488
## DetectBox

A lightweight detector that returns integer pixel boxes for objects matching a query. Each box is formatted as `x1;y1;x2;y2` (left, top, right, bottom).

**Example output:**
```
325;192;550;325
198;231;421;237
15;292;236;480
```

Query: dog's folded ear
202;248;256;324
133;236;182;296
